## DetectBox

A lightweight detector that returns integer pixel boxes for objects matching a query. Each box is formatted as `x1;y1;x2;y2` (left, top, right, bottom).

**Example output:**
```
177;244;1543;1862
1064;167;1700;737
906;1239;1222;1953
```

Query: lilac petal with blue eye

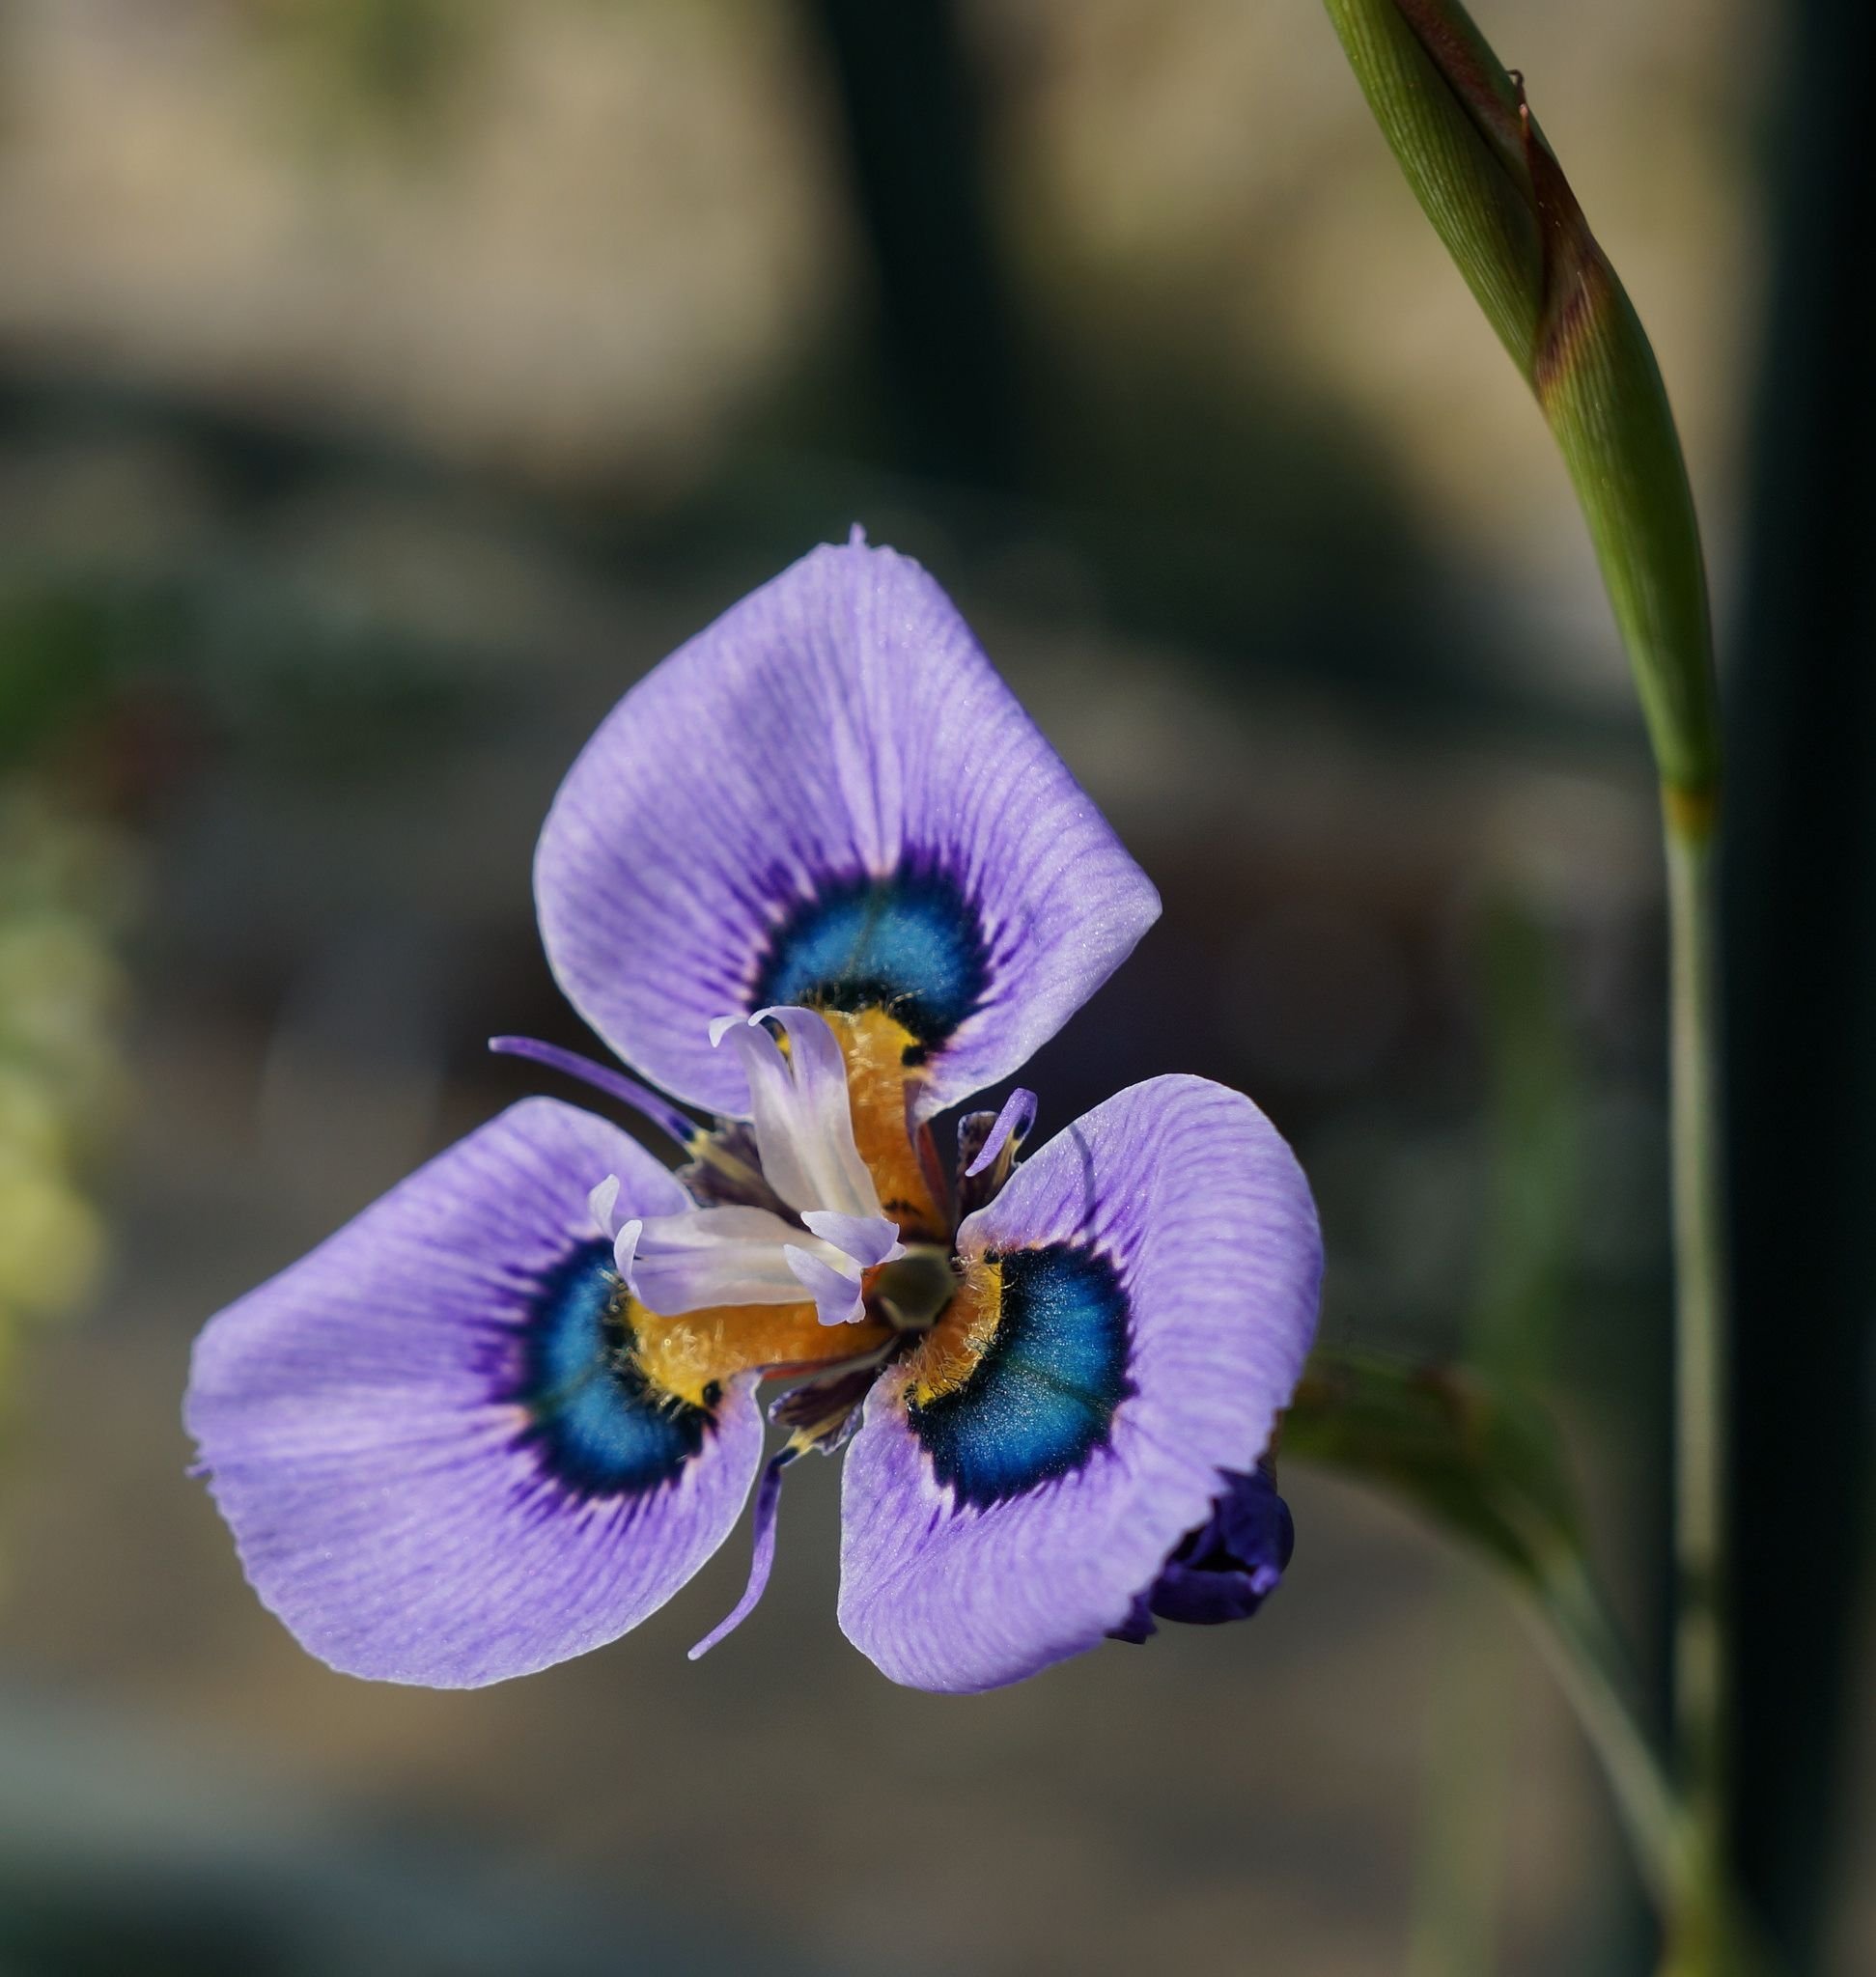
185;1099;764;1687
836;1075;1322;1692
534;538;1162;1120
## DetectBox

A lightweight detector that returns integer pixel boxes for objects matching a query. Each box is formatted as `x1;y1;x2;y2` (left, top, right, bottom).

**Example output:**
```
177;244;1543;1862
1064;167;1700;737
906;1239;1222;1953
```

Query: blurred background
0;0;1869;1971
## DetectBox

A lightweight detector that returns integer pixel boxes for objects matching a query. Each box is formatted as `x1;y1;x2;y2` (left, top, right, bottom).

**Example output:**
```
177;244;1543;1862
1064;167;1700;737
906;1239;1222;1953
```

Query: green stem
1664;794;1732;1964
1526;1539;1766;1976
1522;1552;1690;1908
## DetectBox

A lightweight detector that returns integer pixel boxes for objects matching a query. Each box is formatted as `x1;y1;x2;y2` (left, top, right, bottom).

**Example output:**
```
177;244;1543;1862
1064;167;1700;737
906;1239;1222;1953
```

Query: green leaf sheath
1319;0;1720;799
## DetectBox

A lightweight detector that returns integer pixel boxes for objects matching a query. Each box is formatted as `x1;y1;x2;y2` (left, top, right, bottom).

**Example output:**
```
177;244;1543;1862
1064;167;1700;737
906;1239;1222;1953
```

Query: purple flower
1107;1465;1295;1643
185;534;1323;1693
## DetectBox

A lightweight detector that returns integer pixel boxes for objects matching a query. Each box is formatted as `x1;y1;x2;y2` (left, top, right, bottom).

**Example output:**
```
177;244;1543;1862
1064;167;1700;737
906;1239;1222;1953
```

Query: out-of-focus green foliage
0;570;465;781
0;786;135;1394
0;552;466;1411
1405;900;1586;1976
1287;1348;1584;1583
249;0;489;146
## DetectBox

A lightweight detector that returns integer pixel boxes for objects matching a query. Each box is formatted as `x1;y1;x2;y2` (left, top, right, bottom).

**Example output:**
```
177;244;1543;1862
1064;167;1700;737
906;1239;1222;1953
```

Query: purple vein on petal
489;1036;699;1150
688;1448;796;1660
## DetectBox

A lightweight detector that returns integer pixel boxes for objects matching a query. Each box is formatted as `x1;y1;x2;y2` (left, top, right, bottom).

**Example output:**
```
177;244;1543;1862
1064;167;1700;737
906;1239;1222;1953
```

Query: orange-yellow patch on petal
904;1255;1001;1406
824;1006;948;1242
629;1297;890;1409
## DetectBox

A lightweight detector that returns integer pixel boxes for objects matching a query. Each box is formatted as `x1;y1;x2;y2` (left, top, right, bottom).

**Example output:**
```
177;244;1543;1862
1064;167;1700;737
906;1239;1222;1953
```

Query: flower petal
713;1007;882;1218
799;1209;905;1268
964;1087;1038;1180
836;1075;1321;1691
535;538;1161;1119
784;1243;866;1327
185;1099;765;1687
1109;1464;1295;1642
629;1205;846;1316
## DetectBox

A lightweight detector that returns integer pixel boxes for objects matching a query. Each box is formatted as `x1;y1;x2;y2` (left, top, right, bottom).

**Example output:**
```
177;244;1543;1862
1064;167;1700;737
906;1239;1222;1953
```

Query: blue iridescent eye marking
753;861;989;1055
515;1239;712;1497
909;1244;1134;1506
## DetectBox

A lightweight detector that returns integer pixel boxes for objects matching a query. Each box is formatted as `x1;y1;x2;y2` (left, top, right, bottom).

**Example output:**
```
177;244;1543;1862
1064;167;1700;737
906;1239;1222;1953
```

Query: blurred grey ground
0;2;1868;1973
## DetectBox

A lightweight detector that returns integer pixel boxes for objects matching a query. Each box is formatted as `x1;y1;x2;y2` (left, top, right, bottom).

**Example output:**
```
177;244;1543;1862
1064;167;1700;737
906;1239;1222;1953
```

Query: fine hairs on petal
689;1448;796;1659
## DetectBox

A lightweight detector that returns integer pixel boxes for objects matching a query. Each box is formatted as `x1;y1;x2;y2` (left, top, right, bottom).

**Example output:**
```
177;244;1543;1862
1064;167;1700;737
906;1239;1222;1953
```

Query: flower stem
1311;6;1743;1951
1663;792;1732;1966
1523;1551;1688;1908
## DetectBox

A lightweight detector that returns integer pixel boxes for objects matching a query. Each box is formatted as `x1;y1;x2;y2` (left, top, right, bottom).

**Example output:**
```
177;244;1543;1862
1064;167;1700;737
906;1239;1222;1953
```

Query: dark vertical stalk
1723;3;1876;1969
803;0;1027;491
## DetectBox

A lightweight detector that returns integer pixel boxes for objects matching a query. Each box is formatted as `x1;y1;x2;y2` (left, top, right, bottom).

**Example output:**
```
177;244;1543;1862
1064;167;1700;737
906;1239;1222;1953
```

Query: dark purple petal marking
1109;1466;1295;1643
515;1238;714;1497
907;1244;1134;1506
751;859;989;1059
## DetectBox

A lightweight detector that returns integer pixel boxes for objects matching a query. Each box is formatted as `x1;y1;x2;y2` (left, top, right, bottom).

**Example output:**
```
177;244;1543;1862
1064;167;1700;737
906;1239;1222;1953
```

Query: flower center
589;1005;926;1333
870;1242;959;1331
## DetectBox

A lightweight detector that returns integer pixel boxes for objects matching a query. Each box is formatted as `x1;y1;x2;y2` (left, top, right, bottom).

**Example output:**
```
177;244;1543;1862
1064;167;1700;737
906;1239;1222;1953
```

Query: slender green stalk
1664;802;1731;1947
1524;1553;1690;1907
1527;1554;1770;1975
1314;4;1739;1963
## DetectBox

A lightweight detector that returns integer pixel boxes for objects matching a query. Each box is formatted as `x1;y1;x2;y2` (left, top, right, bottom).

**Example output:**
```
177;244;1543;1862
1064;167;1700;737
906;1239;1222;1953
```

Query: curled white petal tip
588;1173;623;1238
715;1005;885;1224
708;1014;746;1048
800;1210;905;1270
612;1217;643;1283
785;1244;866;1326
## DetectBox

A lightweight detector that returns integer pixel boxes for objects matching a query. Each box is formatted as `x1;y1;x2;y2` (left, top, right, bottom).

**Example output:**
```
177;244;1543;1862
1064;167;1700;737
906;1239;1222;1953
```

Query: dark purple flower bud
1109;1465;1295;1644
